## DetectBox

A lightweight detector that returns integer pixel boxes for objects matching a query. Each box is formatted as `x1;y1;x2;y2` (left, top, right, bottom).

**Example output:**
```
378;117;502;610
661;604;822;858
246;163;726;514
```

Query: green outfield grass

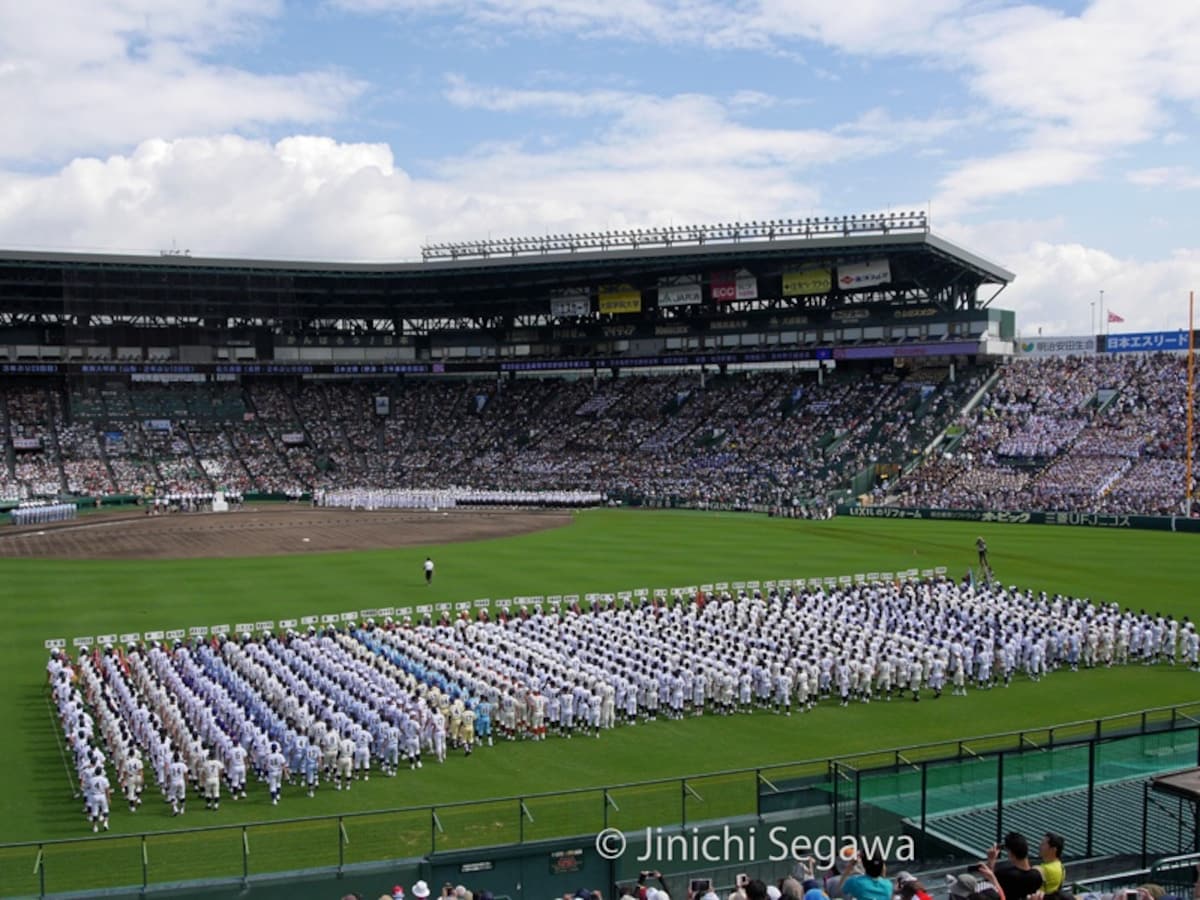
1;509;1198;893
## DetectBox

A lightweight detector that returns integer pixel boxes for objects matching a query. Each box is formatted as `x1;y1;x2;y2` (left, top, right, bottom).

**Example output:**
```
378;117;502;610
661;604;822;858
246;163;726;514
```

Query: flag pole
1187;290;1195;515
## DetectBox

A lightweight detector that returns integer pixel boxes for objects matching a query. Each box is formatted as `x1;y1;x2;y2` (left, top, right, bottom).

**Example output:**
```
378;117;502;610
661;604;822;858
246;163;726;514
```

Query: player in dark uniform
977;537;991;579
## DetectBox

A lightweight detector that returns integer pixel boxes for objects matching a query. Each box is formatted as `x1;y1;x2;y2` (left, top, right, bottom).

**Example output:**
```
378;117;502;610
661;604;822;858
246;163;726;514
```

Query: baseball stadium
0;219;1197;900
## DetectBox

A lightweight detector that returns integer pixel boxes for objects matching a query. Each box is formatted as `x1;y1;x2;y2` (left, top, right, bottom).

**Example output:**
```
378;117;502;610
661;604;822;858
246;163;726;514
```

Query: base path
0;505;572;560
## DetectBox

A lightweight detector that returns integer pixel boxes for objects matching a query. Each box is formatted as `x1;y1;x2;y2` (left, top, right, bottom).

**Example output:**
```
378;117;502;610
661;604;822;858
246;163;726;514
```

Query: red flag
1107;310;1124;323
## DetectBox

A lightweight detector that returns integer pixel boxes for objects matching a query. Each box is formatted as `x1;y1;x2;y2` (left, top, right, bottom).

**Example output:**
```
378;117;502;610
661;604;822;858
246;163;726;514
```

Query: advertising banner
710;271;756;301
834;340;978;360
657;281;702;308
1105;331;1191;353
836;505;1200;534
837;259;891;290
782;269;832;296
710;271;737;302
11;437;41;450
598;286;642;314
550;294;591;317
281;432;306;445
144;419;172;432
1016;336;1096;357
736;270;758;300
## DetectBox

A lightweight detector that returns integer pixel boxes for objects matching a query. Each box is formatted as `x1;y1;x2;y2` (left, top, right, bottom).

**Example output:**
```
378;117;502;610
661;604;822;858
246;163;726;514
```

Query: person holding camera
639;870;672;900
991;833;1044;900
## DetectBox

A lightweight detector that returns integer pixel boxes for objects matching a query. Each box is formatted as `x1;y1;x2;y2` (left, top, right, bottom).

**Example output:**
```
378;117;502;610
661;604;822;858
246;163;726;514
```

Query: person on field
425;557;435;585
977;537;991;577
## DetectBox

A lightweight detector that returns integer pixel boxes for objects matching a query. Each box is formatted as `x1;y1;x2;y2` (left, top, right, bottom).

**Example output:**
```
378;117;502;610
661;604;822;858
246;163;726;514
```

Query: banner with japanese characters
1104;331;1191;353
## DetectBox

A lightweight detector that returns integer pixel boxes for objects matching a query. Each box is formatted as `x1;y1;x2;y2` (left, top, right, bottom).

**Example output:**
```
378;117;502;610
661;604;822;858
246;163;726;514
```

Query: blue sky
0;0;1197;334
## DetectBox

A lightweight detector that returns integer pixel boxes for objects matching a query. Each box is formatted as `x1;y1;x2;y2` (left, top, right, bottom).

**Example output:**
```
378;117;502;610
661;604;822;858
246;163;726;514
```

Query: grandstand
2;218;1195;518
0;214;1022;512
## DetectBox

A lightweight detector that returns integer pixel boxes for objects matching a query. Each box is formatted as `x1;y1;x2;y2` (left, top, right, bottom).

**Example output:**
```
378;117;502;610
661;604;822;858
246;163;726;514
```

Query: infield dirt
0;505;571;560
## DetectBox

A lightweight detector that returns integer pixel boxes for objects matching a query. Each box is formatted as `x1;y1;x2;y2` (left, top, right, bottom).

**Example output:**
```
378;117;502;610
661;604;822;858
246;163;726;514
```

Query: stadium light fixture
421;208;926;259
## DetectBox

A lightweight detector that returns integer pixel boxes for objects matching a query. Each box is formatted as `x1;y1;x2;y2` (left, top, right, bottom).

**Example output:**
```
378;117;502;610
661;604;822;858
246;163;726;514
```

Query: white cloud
933;147;1103;217
440;78;960;174
1006;242;1200;337
727;0;966;54
340;1;1200;216
929;1;1200;213
336;0;968;52
940;218;1200;335
0;1;363;165
1127;167;1200;190
0;133;823;260
335;0;727;44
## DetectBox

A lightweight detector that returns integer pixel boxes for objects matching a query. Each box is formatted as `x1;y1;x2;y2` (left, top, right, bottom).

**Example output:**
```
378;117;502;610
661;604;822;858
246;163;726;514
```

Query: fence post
853;768;861;841
831;762;840;849
38;843;45;900
432;807;438;855
755;769;762;820
339;816;345;875
1140;781;1149;869
995;752;1004;846
519;798;525;844
681;779;687;830
1086;739;1096;857
141;833;148;895
242;825;249;887
919;762;928;864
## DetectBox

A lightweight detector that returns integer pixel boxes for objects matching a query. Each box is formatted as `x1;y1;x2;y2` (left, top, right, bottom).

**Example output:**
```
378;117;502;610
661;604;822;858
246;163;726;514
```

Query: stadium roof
0;225;1014;330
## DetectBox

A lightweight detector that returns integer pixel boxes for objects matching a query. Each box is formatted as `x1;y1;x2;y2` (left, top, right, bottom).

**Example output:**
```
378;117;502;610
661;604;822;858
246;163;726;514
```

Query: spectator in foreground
841;855;892;900
1036;833;1066;896
894;873;931;900
992;832;1043;900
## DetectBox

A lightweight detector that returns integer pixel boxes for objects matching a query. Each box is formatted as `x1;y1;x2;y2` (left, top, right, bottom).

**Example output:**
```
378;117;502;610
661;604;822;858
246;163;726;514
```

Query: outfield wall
837;505;1200;533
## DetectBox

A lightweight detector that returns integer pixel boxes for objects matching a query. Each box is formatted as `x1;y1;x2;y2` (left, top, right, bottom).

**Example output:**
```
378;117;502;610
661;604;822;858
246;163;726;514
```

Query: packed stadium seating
2;354;1197;514
887;353;1199;516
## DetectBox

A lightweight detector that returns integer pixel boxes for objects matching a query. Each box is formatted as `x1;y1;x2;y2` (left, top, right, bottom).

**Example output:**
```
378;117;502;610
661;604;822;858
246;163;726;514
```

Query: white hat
413;882;431;899
946;874;978;899
767;888;782;900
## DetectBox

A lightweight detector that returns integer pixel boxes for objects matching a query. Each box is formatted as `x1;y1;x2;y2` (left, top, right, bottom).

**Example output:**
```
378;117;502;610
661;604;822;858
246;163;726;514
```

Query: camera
690;880;712;895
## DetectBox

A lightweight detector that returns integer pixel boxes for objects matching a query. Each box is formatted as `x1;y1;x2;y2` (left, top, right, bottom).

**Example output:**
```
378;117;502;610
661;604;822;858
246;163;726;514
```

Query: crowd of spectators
3;355;1196;515
4;386;65;497
58;423;114;496
888;354;1199;515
